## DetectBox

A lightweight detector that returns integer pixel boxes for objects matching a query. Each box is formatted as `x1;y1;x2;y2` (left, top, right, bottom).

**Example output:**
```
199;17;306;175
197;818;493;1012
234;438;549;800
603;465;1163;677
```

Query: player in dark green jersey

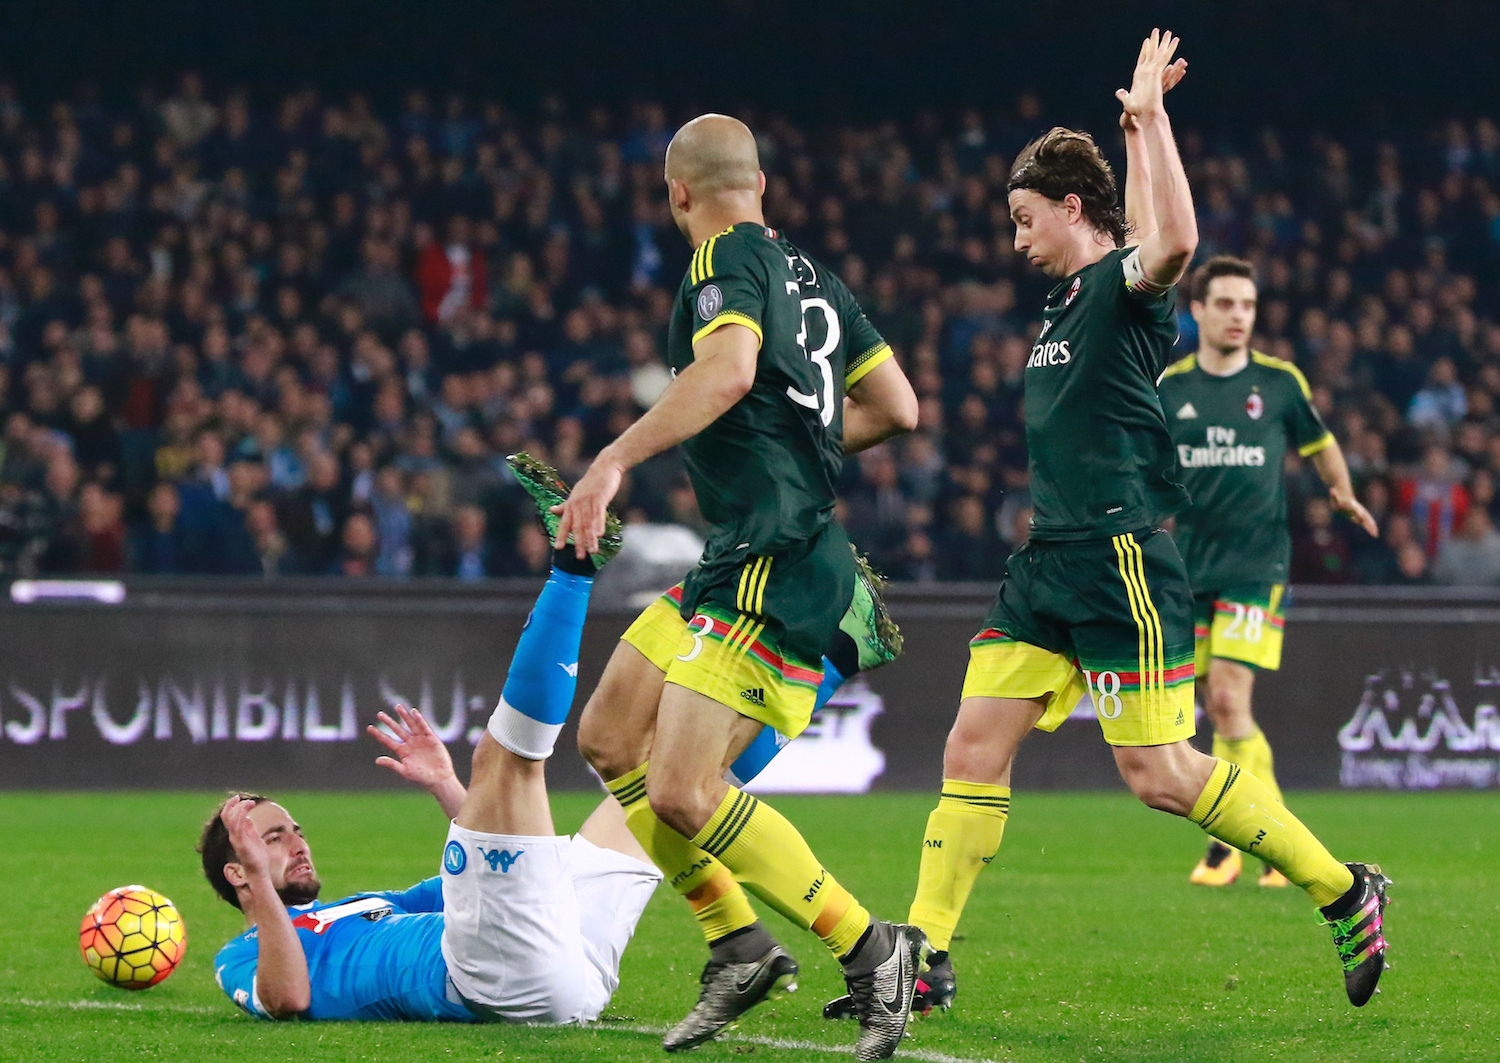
891;32;1388;1014
1161;256;1377;888
554;113;926;1060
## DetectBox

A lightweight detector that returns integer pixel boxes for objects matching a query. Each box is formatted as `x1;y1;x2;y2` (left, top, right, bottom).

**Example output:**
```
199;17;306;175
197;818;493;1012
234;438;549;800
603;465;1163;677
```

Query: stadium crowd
2;75;1500;584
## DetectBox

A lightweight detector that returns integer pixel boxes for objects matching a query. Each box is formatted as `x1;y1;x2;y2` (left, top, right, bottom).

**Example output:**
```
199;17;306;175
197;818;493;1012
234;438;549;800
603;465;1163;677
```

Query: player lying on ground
1161;255;1377;888
830;31;1389;1022
199;535;663;1023
510;454;906;1047
553;113;924;1061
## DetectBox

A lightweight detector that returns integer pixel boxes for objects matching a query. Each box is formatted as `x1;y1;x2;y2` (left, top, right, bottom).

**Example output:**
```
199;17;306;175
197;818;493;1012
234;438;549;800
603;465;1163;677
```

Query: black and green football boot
506;452;623;571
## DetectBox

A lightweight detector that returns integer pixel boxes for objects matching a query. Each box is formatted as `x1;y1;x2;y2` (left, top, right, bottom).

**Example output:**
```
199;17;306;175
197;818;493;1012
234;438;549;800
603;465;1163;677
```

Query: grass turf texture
2;791;1495;1063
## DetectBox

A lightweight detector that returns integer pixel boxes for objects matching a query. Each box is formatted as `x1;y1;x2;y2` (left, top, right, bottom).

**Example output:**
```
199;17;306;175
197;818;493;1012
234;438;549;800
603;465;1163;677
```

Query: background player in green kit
553;114;925;1061
1161;256;1378;888
880;32;1390;1016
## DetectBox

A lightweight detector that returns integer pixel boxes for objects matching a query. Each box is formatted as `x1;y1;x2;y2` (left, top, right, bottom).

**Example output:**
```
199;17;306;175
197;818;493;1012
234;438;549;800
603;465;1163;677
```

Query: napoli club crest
1246;391;1264;419
1065;276;1082;306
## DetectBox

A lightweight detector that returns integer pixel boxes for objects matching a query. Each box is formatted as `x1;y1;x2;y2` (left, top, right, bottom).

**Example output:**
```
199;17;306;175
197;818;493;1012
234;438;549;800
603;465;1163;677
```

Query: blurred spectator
1432;507;1500;586
935;495;1006;581
1398;444;1470;559
415;217;487;325
1292;498;1355;584
131;483;188;574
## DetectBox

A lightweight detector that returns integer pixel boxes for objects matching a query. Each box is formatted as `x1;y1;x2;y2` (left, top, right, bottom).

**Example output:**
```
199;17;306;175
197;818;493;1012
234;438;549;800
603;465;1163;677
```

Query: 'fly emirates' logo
1178;425;1266;468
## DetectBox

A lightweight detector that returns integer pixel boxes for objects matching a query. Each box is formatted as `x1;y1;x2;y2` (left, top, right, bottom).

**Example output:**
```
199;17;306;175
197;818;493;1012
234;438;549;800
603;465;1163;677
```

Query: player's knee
1114;751;1198;816
1206;682;1246;723
645;775;714;839
942;726;1008;783
576;699;628;777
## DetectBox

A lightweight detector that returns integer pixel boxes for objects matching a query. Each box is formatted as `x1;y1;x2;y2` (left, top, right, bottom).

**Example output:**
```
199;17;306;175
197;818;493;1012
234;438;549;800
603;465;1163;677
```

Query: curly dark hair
197;792;267;910
1008;127;1130;247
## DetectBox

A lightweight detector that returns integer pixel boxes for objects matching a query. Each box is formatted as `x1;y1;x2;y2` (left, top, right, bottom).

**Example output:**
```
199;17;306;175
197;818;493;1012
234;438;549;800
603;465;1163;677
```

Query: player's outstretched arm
369;704;467;820
1119;54;1186;243
553;323;758;557
221;796;311;1018
843;357;919;453
1311;441;1379;536
1117;29;1197;285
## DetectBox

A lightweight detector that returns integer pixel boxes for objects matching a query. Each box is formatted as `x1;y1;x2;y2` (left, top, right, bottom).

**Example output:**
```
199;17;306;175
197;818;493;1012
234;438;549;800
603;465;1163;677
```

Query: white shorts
440;823;661;1024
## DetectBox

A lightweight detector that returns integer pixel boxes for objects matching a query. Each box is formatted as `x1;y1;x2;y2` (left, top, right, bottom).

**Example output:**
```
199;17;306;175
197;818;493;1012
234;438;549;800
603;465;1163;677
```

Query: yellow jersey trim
1298;432;1336;458
1161;353;1197;379
693;312;764;348
845;343;894;389
1251;350;1315;400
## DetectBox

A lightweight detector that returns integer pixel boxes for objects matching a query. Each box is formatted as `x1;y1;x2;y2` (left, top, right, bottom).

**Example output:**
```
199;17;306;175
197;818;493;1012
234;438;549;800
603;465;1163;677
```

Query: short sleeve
1117;246;1177;322
841;303;894;389
688;233;766;348
374;877;443;913
1282;366;1334;456
215;939;272;1020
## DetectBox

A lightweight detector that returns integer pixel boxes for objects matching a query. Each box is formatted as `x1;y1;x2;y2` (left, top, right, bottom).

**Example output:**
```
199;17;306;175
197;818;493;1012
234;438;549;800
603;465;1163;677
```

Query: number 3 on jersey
786;296;838;426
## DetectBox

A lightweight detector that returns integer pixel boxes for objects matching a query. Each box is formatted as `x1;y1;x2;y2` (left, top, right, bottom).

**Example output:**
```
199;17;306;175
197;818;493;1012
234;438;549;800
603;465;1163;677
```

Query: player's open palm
369;704;455;790
1117;29;1182;121
1120;52;1187;131
222;796;270;878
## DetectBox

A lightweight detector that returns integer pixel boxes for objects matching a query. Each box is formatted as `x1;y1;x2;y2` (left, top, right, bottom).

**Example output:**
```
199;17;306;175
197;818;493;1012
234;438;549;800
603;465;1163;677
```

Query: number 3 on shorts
677;614;714;662
1083;668;1123;719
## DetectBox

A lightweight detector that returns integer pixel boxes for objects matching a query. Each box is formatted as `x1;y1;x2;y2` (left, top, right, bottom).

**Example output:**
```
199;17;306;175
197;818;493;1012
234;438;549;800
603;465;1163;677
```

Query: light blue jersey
214;877;475;1022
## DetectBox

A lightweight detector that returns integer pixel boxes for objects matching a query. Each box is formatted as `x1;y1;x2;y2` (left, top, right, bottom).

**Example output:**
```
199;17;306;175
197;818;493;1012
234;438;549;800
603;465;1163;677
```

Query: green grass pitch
2;790;1496;1062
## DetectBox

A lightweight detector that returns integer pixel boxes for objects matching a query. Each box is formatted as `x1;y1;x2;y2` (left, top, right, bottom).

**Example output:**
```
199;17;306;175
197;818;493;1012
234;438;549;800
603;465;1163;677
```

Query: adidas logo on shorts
740;687;766;708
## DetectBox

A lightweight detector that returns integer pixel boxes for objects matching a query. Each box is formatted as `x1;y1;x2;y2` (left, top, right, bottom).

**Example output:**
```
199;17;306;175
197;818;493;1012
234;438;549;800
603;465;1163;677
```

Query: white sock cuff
487;697;562;761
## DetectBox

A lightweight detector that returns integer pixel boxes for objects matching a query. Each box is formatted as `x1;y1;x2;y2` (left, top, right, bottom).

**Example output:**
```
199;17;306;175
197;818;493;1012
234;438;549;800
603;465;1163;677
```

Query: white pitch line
13;999;1003;1062
16;997;219;1015
609;1023;1002;1063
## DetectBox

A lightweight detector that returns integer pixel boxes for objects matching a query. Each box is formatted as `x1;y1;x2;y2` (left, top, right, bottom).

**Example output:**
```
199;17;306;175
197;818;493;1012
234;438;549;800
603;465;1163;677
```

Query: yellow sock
907;780;1009;951
691;785;870;960
1189;759;1354;906
1212;727;1284;804
604;763;757;944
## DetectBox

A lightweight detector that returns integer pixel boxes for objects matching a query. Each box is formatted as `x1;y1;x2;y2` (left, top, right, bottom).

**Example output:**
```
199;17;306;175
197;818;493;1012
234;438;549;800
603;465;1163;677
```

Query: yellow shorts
621;585;824;739
961;631;1196;748
1193;584;1286;677
620;585;689;673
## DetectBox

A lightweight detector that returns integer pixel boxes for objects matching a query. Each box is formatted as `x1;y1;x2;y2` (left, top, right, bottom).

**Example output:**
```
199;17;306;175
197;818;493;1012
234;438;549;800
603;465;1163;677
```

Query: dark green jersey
668;222;893;565
1023;246;1188;542
1159;350;1334;588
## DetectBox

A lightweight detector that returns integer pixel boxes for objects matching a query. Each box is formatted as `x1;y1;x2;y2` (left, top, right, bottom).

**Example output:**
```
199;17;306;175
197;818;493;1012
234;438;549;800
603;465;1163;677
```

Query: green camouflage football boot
506;452;623;571
839;546;904;671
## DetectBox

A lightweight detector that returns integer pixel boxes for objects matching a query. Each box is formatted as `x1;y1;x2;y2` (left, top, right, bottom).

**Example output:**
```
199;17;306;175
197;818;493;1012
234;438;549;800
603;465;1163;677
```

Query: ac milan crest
1246;391;1264;419
1065;276;1082;306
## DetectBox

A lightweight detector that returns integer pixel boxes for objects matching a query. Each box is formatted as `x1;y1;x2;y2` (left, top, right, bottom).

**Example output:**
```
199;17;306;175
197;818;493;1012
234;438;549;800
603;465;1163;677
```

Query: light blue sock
725;657;847;785
486;567;592;760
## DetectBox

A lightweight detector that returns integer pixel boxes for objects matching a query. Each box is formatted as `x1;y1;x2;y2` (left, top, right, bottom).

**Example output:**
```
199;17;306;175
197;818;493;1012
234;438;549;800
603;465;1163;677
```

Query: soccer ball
79;885;187;989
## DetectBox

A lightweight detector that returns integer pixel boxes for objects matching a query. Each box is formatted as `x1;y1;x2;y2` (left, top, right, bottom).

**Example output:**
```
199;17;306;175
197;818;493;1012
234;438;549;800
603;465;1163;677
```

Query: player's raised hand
1120;51;1187;131
1330;485;1380;537
221;795;270;878
369;704;456;790
551;457;623;558
1116;29;1183;123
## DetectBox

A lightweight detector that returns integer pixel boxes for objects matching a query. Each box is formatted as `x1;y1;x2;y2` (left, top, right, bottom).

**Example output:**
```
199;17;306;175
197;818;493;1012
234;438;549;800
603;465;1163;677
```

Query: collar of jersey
1196;351;1254;380
1044;250;1110;309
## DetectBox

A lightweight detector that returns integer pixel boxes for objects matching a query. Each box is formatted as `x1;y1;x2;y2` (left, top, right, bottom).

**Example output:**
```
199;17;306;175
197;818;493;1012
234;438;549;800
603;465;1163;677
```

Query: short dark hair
198;793;268;910
1190;255;1257;303
1008;127;1129;247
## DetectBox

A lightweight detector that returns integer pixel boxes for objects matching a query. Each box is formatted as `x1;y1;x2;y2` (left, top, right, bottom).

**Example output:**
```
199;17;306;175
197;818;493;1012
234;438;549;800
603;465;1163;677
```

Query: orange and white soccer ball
79;885;187;989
